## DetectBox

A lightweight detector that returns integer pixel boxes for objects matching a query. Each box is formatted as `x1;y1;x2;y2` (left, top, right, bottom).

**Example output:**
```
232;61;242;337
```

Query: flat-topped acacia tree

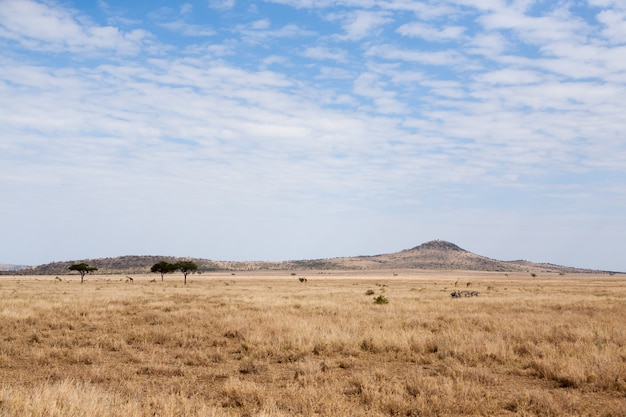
150;261;177;282
68;263;98;284
175;261;198;285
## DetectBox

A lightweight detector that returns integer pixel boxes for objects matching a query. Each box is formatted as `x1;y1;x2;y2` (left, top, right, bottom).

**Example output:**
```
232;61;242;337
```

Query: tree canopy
175;261;198;285
150;260;199;284
68;263;98;284
150;261;177;281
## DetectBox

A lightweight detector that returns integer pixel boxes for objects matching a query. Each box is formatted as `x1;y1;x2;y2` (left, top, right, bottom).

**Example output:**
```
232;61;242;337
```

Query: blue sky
1;0;625;271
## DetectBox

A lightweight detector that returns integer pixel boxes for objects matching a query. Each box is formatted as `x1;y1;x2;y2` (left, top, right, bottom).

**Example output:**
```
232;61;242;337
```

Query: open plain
1;270;625;416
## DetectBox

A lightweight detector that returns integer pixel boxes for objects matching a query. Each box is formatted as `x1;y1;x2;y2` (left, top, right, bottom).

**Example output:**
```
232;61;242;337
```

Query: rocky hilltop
5;240;608;275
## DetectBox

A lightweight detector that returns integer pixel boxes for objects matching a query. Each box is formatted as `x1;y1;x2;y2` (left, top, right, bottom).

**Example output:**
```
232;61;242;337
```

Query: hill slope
5;240;609;275
331;240;512;271
337;240;604;273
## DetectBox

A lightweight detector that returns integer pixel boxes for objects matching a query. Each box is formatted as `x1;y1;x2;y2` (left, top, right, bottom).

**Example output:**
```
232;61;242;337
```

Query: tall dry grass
1;271;625;416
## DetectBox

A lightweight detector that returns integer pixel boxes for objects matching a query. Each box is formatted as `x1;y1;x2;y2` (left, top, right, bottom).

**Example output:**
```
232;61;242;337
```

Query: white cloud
420;79;466;98
180;3;193;15
315;66;354;80
0;0;149;55
466;32;509;58
389;2;457;19
303;46;347;61
474;68;544;85
250;19;271;30
266;0;454;17
209;0;236;10
353;72;406;114
328;10;393;40
448;0;505;12
367;44;466;66
396;22;466;41
588;0;626;8
596;9;626;44
1;0;626;270
159;20;215;36
478;5;589;45
150;6;215;37
235;20;315;43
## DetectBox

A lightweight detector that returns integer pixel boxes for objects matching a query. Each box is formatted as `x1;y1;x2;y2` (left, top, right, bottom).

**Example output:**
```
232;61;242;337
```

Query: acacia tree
175;261;198;285
150;261;176;282
68;263;98;284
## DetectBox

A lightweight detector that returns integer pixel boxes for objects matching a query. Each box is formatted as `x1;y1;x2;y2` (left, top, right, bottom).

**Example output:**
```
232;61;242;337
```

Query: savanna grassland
1;271;625;416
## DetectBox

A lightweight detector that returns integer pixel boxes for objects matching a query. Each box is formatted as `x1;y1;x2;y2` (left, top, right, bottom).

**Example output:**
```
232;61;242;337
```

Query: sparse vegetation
0;272;625;416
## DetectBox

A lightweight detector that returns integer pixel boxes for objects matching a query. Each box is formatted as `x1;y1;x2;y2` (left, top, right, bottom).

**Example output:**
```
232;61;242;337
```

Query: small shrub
373;295;389;305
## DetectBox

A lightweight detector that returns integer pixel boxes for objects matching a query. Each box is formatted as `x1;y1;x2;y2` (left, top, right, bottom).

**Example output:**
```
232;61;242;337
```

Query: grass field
1;270;625;416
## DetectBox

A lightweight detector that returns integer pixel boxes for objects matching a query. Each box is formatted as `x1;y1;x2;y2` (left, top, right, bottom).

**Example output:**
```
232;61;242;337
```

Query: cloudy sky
1;0;625;271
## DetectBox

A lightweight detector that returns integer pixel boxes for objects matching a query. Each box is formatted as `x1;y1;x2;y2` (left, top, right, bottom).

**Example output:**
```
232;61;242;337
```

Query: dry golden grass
1;270;625;416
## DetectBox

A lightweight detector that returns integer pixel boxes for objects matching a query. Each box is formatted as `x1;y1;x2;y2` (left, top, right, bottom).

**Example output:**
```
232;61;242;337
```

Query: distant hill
333;240;602;273
0;264;30;272
3;240;613;275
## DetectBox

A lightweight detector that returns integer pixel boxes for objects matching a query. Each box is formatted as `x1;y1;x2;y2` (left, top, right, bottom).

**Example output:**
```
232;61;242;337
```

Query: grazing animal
126;276;134;283
450;290;479;298
298;277;307;283
454;279;459;287
466;282;472;287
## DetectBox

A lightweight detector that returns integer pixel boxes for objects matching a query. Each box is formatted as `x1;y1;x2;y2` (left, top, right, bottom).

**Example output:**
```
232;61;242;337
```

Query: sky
1;0;625;271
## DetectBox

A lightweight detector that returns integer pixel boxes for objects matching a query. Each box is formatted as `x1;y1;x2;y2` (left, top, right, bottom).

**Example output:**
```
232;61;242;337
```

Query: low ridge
3;240;610;275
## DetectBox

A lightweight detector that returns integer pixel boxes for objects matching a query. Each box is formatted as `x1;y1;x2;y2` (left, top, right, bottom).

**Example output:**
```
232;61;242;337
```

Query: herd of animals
296;274;480;298
450;290;480;297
